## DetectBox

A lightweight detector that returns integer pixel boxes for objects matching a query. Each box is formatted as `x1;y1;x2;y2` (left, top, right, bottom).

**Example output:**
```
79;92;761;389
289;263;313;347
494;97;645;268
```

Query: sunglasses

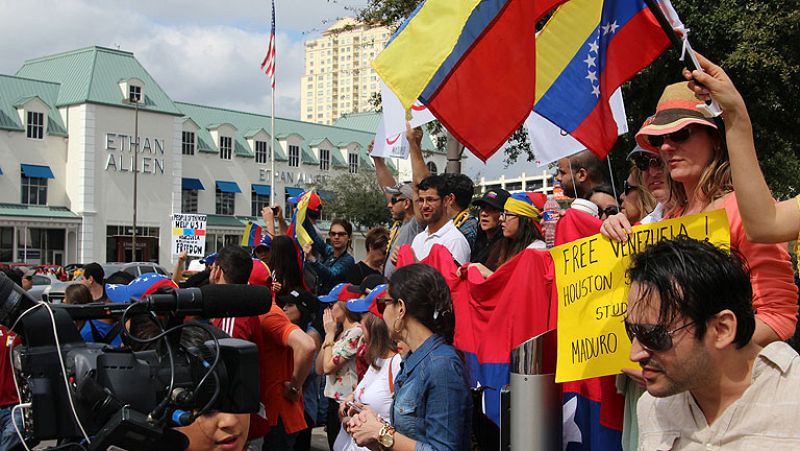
390;196;406;204
624;321;694;352
623;180;639;195
599;205;620;219
329;231;349;237
631;154;664;172
375;296;398;315
645;126;693;149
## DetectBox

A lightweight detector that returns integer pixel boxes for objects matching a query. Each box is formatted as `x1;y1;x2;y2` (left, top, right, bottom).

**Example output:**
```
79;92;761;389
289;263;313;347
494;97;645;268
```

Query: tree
356;0;800;198
317;171;391;231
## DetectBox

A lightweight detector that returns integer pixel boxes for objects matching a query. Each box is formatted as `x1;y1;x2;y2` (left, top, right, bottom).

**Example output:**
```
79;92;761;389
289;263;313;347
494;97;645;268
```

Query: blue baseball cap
346;283;388;314
200;252;218;266
318;283;361;303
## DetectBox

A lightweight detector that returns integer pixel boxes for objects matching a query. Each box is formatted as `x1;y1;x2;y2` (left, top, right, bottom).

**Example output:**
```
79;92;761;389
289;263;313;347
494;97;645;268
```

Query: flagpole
271;81;276;207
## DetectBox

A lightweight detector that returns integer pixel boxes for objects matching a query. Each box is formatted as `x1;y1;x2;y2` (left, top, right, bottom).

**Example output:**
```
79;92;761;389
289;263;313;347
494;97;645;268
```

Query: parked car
41;280;79;304
101;262;170;278
27;273;59;301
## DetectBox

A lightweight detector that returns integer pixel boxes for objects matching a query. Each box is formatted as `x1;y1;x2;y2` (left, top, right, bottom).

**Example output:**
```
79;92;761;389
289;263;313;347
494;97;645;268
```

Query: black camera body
0;274;270;450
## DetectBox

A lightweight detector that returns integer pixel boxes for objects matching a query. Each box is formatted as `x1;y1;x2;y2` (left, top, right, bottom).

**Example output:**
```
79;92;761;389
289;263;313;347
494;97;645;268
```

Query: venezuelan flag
240;222;263;247
373;0;565;161
533;0;669;158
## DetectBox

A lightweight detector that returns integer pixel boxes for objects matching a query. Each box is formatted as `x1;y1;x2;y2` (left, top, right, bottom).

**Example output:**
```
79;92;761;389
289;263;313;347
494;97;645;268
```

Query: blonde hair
664;128;732;215
628;167;657;221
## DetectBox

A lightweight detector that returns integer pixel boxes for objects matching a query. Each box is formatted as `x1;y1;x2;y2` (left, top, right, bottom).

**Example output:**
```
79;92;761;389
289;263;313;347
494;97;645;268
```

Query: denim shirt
391;335;472;451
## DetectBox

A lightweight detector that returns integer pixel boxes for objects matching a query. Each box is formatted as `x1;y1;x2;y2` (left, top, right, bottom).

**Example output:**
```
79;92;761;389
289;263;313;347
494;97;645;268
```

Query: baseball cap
318;283;361;303
346;274;387;295
105;273;177;303
346;283;389;318
473;188;510;211
384;182;414;200
287;191;322;212
278;289;318;316
200;253;218;266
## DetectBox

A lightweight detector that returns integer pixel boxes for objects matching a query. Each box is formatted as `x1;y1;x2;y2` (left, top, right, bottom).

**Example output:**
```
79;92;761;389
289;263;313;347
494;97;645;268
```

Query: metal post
445;130;463;174
132;94;139;262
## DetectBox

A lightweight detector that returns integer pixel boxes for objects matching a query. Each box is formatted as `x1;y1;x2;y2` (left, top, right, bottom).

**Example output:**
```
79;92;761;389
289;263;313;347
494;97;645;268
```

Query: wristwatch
377;424;396;449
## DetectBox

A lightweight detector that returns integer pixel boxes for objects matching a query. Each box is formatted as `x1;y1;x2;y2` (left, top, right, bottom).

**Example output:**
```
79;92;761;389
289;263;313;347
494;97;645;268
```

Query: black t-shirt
345;261;381;286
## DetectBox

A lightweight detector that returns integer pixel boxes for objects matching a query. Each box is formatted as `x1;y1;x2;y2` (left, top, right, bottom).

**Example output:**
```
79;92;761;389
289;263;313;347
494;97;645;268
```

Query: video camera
0;272;271;450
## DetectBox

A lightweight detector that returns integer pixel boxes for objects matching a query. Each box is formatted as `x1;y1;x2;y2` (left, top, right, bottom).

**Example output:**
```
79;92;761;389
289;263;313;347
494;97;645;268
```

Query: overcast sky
0;0;512;179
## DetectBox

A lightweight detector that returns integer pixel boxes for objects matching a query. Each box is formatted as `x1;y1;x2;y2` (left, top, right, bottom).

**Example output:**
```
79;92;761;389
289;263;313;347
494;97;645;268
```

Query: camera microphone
143;284;271;318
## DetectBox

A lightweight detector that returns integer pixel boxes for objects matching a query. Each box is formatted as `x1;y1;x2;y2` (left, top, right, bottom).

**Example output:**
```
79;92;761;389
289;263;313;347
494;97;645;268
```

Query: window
255;140;269;164
26;111;44;140
251;191;270;217
182;131;195;155
216;188;235;215
21;175;47;205
427;161;438;175
129;85;142;103
348;152;359;174
319;148;330;171
219;136;232;160
288;145;300;167
182;189;198;213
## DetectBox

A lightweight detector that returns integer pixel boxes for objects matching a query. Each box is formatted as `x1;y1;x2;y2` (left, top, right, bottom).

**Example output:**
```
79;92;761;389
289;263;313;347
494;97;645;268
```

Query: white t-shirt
333;354;402;451
640;203;664;225
411;220;471;265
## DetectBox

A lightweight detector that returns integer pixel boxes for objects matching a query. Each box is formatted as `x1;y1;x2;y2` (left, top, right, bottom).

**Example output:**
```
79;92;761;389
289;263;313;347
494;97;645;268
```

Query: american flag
260;0;276;89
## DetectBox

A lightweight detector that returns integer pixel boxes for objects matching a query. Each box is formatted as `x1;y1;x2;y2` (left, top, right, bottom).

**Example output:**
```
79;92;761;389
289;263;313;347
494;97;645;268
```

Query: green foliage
357;0;800;198
321;172;391;231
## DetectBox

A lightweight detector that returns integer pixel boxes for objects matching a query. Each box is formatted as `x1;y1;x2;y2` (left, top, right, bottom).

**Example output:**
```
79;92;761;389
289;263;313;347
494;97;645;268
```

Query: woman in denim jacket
345;264;472;451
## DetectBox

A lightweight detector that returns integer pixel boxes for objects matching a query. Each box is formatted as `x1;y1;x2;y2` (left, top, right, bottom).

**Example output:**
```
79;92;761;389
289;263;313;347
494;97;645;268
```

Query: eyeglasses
599;205;620;219
631;154;664;172
375;296;397;315
501;211;519;220
645;126;693;149
416;196;441;205
623;180;639;195
329;231;349;238
624;321;695;352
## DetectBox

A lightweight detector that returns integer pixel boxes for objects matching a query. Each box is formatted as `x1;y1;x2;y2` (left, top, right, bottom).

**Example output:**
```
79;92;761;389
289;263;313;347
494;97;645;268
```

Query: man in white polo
410;174;470;265
626;237;800;450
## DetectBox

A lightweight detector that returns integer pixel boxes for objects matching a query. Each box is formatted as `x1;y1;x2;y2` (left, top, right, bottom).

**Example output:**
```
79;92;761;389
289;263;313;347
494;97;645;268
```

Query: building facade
0;46;443;267
476;170;556;196
301;18;391;125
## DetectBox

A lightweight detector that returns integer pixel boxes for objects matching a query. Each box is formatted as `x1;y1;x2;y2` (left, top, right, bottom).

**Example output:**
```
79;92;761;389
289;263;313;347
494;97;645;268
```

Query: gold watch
377;424;396;449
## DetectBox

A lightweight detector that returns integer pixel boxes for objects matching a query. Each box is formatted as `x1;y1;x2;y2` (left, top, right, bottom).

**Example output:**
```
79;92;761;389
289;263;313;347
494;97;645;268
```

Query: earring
392;317;403;334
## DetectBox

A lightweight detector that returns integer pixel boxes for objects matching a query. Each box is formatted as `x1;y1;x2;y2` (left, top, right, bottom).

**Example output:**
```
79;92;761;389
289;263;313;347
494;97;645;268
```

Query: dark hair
444;173;475;210
586;184;615;200
267;236;304;294
0;268;23;287
627;236;755;348
64;284;93;305
216;246;253;285
569;149;607;188
338;300;362;324
389;264;455;344
490;216;544;269
365;226;389;252
364;313;396;370
330;218;353;251
83;263;104;284
105;271;135;285
417;174;447;198
181;268;210;288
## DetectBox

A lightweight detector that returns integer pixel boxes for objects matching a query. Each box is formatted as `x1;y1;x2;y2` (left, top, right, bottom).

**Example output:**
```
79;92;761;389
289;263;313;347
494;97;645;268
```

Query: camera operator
0;269;22;451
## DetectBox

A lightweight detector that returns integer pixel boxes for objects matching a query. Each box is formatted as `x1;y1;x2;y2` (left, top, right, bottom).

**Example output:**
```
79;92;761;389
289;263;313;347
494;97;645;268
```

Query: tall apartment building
301;17;391;125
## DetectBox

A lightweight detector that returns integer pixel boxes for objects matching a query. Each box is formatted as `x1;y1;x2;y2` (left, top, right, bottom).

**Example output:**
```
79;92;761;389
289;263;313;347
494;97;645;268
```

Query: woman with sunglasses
305;218;357;295
685;54;800;268
335;292;401;451
620;167;657;224
628;66;797;348
466;192;546;278
346;264;472;451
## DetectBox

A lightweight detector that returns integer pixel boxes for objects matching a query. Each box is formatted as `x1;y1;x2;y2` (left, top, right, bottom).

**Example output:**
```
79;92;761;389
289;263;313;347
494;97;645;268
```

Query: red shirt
258;304;306;434
0;326;20;407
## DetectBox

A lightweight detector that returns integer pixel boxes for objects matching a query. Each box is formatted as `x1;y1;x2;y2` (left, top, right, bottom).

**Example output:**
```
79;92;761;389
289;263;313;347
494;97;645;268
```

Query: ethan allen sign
104;132;166;175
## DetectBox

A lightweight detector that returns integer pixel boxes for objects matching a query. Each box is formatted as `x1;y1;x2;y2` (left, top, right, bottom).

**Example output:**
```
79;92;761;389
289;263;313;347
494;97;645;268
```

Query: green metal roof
175;102;378;171
15;46;182;116
0;203;80;219
0;75;67;136
333;111;442;153
205;214;248;228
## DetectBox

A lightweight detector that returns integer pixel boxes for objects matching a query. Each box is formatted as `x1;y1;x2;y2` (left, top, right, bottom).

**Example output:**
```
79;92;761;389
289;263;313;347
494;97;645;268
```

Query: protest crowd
0;11;799;448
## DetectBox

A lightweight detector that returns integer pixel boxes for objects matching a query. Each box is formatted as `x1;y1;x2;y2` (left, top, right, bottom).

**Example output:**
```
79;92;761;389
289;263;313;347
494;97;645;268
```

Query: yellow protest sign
552;210;730;383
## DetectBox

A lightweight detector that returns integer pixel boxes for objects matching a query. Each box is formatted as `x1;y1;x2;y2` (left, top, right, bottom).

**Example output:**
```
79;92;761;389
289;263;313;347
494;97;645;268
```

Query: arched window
426;161;438;175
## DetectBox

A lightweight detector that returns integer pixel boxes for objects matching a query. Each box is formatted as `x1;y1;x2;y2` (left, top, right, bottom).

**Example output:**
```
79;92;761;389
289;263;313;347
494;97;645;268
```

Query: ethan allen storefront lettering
104;132;166;174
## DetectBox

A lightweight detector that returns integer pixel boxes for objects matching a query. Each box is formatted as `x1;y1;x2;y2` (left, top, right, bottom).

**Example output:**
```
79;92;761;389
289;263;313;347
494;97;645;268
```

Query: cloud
0;0;367;119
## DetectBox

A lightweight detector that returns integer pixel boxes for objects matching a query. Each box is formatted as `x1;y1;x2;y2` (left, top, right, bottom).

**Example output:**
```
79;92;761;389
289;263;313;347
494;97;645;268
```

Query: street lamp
127;90;140;262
